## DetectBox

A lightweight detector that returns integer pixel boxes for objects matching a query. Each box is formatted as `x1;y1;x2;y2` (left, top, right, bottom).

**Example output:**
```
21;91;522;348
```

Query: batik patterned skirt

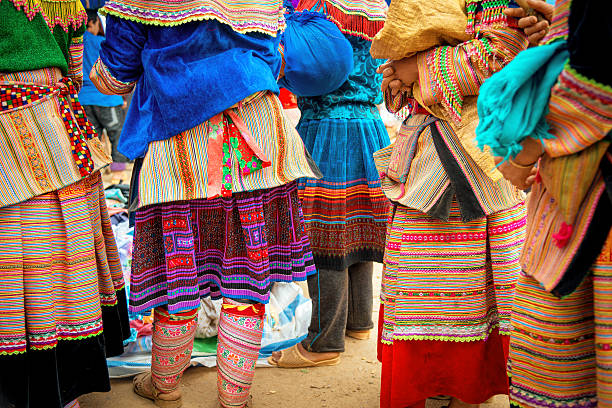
130;181;315;314
297;116;390;271
0;173;130;408
509;230;612;408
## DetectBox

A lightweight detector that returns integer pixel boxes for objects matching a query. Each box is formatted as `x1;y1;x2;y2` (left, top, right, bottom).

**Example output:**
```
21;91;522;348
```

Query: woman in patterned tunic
370;0;532;406
476;0;612;406
0;1;130;407
91;0;321;406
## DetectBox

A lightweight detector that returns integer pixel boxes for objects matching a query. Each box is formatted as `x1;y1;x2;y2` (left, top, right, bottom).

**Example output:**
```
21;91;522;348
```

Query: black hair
86;9;99;24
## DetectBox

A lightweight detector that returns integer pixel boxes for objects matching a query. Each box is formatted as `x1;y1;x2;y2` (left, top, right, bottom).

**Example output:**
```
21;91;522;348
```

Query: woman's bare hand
504;0;554;46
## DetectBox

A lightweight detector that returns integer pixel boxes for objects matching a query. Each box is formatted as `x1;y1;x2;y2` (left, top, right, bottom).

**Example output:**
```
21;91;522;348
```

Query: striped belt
0;77;96;178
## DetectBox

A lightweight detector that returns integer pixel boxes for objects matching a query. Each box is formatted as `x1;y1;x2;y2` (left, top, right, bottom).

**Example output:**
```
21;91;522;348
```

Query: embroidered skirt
377;201;525;405
130;181;316;314
509;230;612;408
297;116;390;271
380;201;526;344
0;172;130;408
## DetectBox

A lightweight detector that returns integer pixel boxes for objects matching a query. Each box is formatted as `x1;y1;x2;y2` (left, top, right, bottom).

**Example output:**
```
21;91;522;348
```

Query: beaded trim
2;0;87;32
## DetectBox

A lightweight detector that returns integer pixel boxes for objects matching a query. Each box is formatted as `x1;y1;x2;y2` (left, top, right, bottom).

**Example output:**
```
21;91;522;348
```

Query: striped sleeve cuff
68;36;84;91
90;58;136;95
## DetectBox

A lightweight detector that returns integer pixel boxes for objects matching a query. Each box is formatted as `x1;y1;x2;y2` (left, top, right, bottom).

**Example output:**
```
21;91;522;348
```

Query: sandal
346;329;371;340
267;344;340;368
133;372;183;408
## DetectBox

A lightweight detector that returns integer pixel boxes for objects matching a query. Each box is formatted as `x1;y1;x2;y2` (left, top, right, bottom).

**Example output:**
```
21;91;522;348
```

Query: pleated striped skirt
380;201;526;344
129;181;316;315
297;116;391;271
509;230;612;407
0;173;130;407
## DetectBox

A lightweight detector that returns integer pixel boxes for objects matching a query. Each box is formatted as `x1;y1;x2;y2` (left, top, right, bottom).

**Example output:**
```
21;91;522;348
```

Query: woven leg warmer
151;306;198;393
217;298;265;408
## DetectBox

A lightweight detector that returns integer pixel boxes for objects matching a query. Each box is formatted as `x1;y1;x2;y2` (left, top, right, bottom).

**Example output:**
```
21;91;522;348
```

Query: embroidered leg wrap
217;299;265;408
64;400;80;408
151;306;198;393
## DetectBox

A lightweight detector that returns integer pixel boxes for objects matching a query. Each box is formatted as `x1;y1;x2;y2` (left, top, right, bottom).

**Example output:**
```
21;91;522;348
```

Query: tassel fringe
297;0;386;40
3;0;86;31
552;222;573;248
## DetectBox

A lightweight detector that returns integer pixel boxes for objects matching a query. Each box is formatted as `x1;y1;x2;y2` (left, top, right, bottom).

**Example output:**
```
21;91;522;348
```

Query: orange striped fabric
90;57;135;95
0;172;125;355
136;91;320;208
510;232;612;407
380;201;526;344
417;26;528;123
542;65;612;158
374;113;524;218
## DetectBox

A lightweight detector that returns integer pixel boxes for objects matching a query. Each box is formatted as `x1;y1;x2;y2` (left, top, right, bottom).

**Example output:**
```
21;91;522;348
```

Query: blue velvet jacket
99;16;282;159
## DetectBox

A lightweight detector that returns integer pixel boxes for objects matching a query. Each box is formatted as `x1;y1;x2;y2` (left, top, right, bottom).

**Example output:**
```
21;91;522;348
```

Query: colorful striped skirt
297;116;391;270
130;181;315;314
509;230;612;408
380;201;526;343
378;201;525;405
0;172;130;408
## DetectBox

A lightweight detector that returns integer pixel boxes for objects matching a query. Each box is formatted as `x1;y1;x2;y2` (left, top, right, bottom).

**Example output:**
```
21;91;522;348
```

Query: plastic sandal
267;344;340;368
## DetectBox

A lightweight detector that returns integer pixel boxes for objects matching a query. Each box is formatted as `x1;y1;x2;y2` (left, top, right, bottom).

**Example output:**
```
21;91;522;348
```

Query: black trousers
301;262;374;353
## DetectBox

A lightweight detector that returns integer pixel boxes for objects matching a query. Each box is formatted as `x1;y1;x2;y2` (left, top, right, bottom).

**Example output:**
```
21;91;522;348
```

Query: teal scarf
475;40;568;160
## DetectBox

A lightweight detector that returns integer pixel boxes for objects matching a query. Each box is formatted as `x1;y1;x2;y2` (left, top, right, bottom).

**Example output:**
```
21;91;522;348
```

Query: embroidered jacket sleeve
541;67;612;157
383;89;412;114
416;26;528;122
91;16;146;95
541;0;612;157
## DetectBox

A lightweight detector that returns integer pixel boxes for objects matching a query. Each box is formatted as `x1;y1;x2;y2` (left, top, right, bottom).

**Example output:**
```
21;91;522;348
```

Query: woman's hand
495;137;544;190
378;61;397;93
495;158;538;190
504;0;554;46
377;56;418;96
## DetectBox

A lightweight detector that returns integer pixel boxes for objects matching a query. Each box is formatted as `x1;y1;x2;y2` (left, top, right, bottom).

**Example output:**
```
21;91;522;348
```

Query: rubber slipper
267;344;340;368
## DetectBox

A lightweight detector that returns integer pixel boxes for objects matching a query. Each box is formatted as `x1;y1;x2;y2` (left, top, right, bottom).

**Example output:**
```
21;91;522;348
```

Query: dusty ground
80;264;509;408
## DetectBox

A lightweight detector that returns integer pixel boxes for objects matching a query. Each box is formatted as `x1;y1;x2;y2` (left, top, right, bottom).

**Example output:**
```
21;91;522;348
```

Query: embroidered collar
101;0;286;36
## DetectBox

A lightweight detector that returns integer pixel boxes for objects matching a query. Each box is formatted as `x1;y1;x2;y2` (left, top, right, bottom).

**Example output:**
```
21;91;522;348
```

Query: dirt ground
79;264;509;408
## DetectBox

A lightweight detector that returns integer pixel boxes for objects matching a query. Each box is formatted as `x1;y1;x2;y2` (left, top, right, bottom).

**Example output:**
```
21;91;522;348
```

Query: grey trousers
84;105;129;163
301;262;374;353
